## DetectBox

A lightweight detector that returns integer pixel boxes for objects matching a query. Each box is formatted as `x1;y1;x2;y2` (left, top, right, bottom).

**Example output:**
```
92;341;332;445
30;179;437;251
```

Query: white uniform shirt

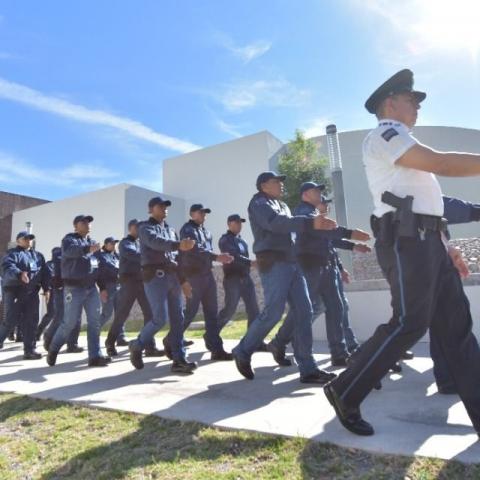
363;119;444;218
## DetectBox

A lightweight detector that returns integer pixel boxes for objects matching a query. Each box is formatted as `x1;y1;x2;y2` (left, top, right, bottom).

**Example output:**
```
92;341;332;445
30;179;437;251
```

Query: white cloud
216;33;271;63
220;79;310;112
302;117;332;138
215;119;244;138
0;77;201;154
0;151;119;188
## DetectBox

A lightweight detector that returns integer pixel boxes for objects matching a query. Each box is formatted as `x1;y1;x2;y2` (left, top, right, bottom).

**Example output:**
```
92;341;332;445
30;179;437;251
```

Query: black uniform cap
365;69;426;114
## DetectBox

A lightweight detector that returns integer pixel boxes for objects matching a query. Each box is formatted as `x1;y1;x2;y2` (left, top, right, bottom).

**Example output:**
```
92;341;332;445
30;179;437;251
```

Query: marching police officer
105;219;159;357
42;247;83;353
179;204;234;360
324;69;480;437
0;231;48;359
217;214;266;349
269;183;370;367
47;215;109;367
129;196;197;374
95;237;121;327
232;171;338;384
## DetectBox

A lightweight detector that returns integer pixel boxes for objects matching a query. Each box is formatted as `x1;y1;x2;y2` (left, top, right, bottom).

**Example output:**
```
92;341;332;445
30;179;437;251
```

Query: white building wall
163;131;284;247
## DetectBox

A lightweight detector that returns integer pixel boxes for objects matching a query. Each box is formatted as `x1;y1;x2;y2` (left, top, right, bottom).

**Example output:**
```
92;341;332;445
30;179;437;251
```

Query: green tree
277;129;330;210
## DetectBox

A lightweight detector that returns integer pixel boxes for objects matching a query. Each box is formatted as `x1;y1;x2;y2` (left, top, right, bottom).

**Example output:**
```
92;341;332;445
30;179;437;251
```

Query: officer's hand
448;246;469;278
89;243;101;253
351;229;371;242
179;238;195;251
313;215;337;230
341;269;351;284
181;281;193;299
353;243;372;254
20;271;30;284
217;253;234;264
100;289;108;303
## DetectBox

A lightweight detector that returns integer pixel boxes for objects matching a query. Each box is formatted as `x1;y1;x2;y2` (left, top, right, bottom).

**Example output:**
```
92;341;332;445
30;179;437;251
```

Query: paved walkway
0;339;479;464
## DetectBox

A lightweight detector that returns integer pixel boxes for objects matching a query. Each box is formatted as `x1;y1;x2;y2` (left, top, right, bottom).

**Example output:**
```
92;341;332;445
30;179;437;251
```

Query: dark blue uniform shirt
138;217;181;269
443;195;480;225
95;248;120;290
179;219;217;276
1;246;48;291
60;233;99;286
218;230;251;277
248;192;314;259
118;235;142;279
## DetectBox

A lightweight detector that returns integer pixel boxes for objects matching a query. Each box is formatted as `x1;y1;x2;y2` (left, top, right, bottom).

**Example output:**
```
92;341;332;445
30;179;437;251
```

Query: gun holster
370;213;395;244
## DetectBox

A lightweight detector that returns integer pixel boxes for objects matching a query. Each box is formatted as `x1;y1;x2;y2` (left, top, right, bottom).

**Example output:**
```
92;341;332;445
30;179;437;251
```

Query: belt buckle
155;269;165;278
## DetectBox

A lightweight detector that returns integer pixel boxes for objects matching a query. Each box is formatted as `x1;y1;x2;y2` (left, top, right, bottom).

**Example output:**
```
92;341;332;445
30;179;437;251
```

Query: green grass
83;315;281;341
0;393;478;480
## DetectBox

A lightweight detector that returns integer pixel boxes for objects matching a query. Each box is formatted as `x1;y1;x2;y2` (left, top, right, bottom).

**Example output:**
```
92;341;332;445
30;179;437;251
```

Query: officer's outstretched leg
218;276;241;330
22;289;41;359
0;288;20;348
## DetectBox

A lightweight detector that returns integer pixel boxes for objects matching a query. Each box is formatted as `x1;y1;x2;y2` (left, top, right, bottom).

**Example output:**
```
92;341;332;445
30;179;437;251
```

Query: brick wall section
0;191;49;257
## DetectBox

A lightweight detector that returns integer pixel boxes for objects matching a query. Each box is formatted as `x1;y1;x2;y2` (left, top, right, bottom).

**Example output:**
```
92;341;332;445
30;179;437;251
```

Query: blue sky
1;0;480;200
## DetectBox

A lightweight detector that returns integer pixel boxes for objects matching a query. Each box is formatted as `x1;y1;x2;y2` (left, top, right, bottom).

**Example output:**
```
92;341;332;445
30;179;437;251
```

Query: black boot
144;347;166;357
23;351;42;360
171;359;197;374
233;353;254;380
46;350;58;366
129;340;144;369
211;349;233;361
267;341;292;366
300;369;337;385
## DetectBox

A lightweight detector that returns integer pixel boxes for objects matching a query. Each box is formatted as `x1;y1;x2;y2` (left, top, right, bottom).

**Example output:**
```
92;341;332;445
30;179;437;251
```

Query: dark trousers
0;286;40;353
106;277;155;348
183;271;223;352
43;289;80;349
430;331;456;390
217;275;259;329
330;231;480;432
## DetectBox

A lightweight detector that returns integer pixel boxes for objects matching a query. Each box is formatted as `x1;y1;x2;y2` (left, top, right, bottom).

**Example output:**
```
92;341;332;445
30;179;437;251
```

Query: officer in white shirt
324;69;480;437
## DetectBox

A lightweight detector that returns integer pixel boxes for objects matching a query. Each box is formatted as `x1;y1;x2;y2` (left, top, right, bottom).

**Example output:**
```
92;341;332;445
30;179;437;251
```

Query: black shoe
438;385;458;395
66;345;84;353
43;339;51;352
162;338;173;360
300;369;337;385
0;343;3;349
23;351;42;360
331;356;349;367
129;341;144;370
266;342;292;367
211;350;233;361
144;347;166;357
88;356;110;367
116;337;130;347
374;381;382;390
233;354;254;380
401;350;414;360
7;333;15;342
390;362;402;373
324;383;374;436
15;335;23;343
183;339;194;347
46;350;58;366
171;359;197;374
106;345;118;357
255;342;269;352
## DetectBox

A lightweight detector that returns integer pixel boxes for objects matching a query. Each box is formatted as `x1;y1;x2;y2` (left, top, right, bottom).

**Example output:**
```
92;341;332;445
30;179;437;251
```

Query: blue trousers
43;288;81;349
233;261;317;376
0;286;40;353
183;271;223;352
100;282;120;327
106;277;154;347
218;275;259;329
50;285;102;359
137;272;185;361
274;265;358;358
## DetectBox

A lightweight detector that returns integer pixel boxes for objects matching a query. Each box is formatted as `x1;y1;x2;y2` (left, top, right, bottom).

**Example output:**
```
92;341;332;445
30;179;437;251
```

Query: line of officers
0;174;374;378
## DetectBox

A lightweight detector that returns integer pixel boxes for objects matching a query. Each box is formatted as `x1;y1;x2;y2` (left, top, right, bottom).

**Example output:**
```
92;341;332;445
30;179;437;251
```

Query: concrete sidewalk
0;339;478;464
